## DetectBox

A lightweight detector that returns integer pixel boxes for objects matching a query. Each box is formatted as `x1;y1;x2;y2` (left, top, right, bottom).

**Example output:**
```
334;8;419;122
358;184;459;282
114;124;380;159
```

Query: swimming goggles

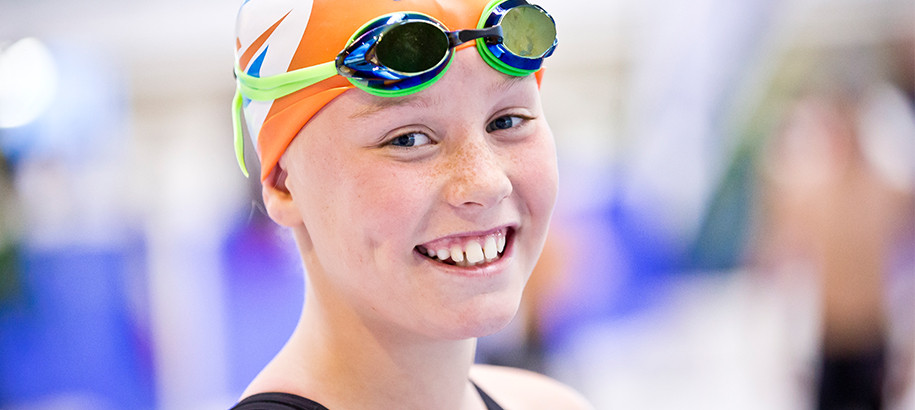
232;0;558;176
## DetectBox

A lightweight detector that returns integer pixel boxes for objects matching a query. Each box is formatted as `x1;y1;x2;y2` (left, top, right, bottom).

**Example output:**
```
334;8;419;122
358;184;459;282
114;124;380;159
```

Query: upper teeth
422;230;507;267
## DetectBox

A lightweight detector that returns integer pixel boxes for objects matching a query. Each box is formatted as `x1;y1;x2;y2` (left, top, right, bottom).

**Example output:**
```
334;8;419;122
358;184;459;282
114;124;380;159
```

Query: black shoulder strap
233;385;504;410
230;392;329;410
472;382;506;410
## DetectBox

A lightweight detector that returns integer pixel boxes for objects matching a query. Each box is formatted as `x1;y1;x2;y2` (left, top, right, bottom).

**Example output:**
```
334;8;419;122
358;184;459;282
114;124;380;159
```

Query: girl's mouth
415;227;513;267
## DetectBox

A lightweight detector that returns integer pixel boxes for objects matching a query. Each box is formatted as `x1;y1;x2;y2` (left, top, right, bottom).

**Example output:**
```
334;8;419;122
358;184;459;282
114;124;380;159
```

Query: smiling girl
229;1;589;409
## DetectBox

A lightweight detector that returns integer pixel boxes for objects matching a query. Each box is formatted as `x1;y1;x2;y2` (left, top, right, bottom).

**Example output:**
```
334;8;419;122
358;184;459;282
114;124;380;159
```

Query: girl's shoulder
470;364;594;410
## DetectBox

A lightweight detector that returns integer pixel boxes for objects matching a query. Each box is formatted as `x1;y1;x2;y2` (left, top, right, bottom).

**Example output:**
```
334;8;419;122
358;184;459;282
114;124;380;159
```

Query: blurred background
0;0;912;409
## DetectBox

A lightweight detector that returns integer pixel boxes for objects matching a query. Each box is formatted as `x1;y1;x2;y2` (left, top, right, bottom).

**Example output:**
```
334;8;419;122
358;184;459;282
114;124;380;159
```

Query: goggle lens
233;1;558;177
500;5;556;58
376;22;450;74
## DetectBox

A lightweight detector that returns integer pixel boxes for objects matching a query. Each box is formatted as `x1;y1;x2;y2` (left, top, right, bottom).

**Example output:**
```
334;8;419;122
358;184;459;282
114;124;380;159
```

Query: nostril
445;166;512;209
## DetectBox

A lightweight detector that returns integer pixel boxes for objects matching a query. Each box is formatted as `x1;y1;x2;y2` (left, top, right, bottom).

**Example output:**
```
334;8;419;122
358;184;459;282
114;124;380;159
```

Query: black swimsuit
229;382;504;410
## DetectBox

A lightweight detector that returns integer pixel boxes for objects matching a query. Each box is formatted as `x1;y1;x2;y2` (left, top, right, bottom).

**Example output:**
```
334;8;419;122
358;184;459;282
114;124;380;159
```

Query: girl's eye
486;115;525;132
388;132;432;148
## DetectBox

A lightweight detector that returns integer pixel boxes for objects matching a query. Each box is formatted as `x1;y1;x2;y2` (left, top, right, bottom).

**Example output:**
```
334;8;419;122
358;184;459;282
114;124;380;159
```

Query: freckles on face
278;49;559;338
291;57;555;263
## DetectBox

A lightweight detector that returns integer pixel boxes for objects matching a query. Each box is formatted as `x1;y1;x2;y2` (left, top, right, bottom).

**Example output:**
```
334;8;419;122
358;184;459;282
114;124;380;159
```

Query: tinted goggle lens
500;5;556;58
233;2;557;177
339;2;558;91
376;21;450;74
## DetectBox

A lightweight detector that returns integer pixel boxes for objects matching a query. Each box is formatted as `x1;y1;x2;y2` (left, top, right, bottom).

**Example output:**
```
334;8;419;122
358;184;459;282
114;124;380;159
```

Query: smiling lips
416;228;510;267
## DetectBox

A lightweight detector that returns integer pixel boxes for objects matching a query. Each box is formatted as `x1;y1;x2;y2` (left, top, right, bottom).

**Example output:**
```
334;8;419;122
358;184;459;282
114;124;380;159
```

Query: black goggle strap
448;25;504;48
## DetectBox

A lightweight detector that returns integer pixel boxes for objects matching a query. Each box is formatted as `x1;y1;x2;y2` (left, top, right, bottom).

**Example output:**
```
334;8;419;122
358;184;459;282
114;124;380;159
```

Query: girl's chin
434;297;523;341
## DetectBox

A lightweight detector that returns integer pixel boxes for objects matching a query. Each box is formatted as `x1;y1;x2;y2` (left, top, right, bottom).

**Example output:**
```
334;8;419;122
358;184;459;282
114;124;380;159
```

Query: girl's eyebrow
349;74;530;119
350;94;442;119
497;73;531;92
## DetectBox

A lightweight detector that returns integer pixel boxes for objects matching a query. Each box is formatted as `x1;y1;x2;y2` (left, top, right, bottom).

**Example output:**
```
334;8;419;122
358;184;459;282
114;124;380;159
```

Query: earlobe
262;164;302;227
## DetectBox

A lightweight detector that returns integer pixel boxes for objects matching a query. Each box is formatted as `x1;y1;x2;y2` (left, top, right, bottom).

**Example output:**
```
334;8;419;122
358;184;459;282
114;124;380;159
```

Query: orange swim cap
235;0;493;180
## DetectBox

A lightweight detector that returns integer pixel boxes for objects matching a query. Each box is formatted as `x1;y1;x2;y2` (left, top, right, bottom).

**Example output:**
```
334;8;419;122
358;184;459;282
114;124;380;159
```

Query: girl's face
275;48;558;340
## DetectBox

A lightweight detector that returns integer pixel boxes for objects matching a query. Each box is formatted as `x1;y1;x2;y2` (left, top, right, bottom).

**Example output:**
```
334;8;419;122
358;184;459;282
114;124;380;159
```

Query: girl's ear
262;164;302;227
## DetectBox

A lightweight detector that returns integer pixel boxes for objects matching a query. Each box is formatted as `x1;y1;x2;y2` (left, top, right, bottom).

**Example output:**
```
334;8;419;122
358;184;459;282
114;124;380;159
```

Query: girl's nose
442;136;513;211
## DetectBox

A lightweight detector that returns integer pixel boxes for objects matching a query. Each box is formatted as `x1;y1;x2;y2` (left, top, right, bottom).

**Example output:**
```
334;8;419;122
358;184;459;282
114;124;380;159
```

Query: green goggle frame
233;0;557;176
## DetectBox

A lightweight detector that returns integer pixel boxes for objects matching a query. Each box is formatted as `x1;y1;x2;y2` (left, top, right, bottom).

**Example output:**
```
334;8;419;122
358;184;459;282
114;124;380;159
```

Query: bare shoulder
470;364;594;410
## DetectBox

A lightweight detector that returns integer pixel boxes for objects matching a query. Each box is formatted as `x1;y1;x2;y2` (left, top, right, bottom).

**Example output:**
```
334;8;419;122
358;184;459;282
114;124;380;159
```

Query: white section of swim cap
236;0;314;150
243;99;273;149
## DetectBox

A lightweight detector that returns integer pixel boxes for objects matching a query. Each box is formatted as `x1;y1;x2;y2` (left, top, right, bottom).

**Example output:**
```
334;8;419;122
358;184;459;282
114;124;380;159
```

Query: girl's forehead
343;52;536;118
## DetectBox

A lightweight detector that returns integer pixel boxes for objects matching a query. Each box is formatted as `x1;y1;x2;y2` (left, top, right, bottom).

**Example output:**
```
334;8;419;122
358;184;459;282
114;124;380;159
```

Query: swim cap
235;0;493;180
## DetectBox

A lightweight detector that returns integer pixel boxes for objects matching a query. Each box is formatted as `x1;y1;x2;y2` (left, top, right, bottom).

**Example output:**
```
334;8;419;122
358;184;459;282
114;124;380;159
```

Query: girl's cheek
522;146;559;214
353;169;429;230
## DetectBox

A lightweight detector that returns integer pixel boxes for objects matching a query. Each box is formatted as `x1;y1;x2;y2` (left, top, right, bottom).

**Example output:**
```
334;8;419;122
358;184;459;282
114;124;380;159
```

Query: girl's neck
245;286;481;410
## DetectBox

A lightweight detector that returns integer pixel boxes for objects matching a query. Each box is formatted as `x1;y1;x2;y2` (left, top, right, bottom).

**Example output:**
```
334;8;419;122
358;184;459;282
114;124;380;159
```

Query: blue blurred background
1;0;913;409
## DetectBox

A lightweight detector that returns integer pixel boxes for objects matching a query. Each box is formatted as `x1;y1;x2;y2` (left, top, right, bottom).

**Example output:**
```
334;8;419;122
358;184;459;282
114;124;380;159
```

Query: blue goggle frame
233;0;558;175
